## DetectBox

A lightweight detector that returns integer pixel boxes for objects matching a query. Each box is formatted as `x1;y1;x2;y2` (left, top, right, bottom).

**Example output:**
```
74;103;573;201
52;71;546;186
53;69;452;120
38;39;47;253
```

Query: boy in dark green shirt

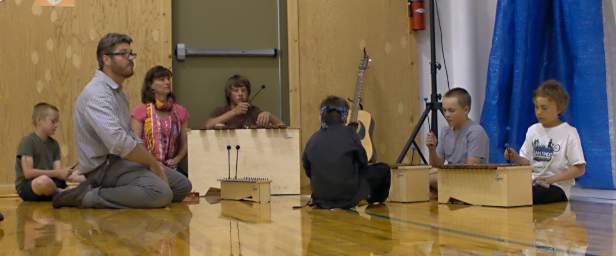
15;103;84;201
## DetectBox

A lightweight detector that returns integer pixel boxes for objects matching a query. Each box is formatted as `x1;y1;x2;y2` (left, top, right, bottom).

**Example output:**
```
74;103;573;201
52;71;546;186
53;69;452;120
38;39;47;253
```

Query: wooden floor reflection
0;196;613;255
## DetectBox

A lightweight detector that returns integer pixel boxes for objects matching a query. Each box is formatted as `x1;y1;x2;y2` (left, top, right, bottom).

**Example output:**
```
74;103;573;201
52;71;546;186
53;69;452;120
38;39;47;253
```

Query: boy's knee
33;175;53;184
32;175;56;194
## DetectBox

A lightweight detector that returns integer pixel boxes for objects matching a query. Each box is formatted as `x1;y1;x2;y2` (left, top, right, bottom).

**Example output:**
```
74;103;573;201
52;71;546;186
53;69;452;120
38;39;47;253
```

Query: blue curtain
480;0;614;189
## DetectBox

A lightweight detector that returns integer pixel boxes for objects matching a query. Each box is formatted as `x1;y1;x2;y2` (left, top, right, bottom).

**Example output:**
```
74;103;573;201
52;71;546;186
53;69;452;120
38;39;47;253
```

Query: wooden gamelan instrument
437;164;532;207
218;145;271;203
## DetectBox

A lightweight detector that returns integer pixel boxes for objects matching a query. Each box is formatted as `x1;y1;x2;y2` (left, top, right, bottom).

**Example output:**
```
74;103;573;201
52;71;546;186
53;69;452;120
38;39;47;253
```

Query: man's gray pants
80;158;192;208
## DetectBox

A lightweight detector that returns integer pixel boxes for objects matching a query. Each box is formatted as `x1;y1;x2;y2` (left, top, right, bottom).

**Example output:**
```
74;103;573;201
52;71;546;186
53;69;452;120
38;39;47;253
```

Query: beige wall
0;0;172;193
0;0;421;195
288;0;421;193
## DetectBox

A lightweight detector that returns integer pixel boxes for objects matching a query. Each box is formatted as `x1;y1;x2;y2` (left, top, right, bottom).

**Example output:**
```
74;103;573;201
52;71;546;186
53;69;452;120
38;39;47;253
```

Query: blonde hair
533;80;570;113
32;102;59;126
444;87;472;110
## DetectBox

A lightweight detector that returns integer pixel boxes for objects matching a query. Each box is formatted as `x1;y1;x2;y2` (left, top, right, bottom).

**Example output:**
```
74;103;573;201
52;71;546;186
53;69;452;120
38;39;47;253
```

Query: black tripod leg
396;106;431;164
412;141;428;164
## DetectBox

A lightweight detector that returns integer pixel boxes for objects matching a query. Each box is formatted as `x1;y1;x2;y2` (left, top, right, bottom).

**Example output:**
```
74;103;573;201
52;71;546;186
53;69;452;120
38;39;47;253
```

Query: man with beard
53;33;192;208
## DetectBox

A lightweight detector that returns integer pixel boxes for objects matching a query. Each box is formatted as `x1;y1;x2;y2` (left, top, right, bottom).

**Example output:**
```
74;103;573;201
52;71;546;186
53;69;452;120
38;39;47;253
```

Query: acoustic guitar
348;49;376;162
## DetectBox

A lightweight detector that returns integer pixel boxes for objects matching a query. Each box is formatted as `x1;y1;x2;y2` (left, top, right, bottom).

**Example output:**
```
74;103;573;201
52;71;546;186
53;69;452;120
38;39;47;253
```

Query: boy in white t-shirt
504;80;586;204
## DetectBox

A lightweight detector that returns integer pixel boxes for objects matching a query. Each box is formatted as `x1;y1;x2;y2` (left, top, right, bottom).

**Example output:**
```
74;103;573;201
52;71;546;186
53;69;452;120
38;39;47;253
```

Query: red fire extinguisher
409;0;425;31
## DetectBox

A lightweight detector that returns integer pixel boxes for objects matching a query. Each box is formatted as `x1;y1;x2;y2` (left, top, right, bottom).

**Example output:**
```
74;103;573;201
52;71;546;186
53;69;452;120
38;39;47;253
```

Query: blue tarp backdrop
480;0;615;189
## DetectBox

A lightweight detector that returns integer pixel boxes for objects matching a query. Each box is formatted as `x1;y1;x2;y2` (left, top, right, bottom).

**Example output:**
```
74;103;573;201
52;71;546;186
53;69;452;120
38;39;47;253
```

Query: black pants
312;163;391;209
360;163;391;204
533;185;567;204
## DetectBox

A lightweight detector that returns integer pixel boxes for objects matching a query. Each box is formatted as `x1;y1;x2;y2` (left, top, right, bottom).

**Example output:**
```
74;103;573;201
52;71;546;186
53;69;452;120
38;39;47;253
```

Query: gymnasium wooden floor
0;195;612;255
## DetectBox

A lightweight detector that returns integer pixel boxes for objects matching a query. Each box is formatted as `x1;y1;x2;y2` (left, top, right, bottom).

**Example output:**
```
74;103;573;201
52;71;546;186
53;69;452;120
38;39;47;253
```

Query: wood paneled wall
288;0;422;193
0;0;172;193
0;0;421;195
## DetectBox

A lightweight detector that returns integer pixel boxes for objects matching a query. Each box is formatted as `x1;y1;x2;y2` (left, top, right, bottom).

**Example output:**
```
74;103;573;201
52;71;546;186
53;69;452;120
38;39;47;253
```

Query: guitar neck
350;50;370;123
351;69;366;122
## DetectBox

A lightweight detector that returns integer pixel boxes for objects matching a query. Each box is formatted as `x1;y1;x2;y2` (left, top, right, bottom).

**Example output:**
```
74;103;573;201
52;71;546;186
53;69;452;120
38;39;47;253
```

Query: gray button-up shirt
74;70;139;173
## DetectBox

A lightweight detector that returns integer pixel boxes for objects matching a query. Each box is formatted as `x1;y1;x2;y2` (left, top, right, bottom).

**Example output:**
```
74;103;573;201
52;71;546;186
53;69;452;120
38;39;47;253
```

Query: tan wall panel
287;0;301;129
295;0;421;192
0;0;172;191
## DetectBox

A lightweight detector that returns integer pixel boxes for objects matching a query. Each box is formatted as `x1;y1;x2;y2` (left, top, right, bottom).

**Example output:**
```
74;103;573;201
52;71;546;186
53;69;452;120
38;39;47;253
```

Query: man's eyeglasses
106;51;137;59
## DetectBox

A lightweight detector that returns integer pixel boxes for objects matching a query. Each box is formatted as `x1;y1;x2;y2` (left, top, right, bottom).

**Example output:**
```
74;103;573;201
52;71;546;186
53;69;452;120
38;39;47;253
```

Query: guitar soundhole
356;122;366;138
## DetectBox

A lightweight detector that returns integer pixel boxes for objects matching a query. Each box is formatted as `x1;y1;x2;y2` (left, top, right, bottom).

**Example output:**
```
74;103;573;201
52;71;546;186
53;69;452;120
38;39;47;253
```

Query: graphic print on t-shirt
532;138;561;172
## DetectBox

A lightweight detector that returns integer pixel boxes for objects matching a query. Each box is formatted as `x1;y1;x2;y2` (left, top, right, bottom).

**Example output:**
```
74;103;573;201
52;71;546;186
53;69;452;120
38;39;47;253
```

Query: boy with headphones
302;96;389;209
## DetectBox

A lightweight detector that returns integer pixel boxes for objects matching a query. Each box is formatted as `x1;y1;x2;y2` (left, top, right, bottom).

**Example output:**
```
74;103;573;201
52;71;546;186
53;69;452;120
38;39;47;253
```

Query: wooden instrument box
437;164;532;207
388;165;431;202
219;177;271;203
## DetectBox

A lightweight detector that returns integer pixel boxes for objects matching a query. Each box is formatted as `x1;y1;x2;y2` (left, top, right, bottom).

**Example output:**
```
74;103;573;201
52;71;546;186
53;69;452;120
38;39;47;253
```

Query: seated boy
302;96;389;209
203;74;285;129
504;80;585;204
426;88;489;192
15;103;84;201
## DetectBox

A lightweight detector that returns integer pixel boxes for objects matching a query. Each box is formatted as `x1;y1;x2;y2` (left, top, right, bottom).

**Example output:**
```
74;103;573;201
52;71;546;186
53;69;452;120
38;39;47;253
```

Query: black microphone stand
227;145;232;178
234;145;240;179
397;0;444;164
249;85;266;102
